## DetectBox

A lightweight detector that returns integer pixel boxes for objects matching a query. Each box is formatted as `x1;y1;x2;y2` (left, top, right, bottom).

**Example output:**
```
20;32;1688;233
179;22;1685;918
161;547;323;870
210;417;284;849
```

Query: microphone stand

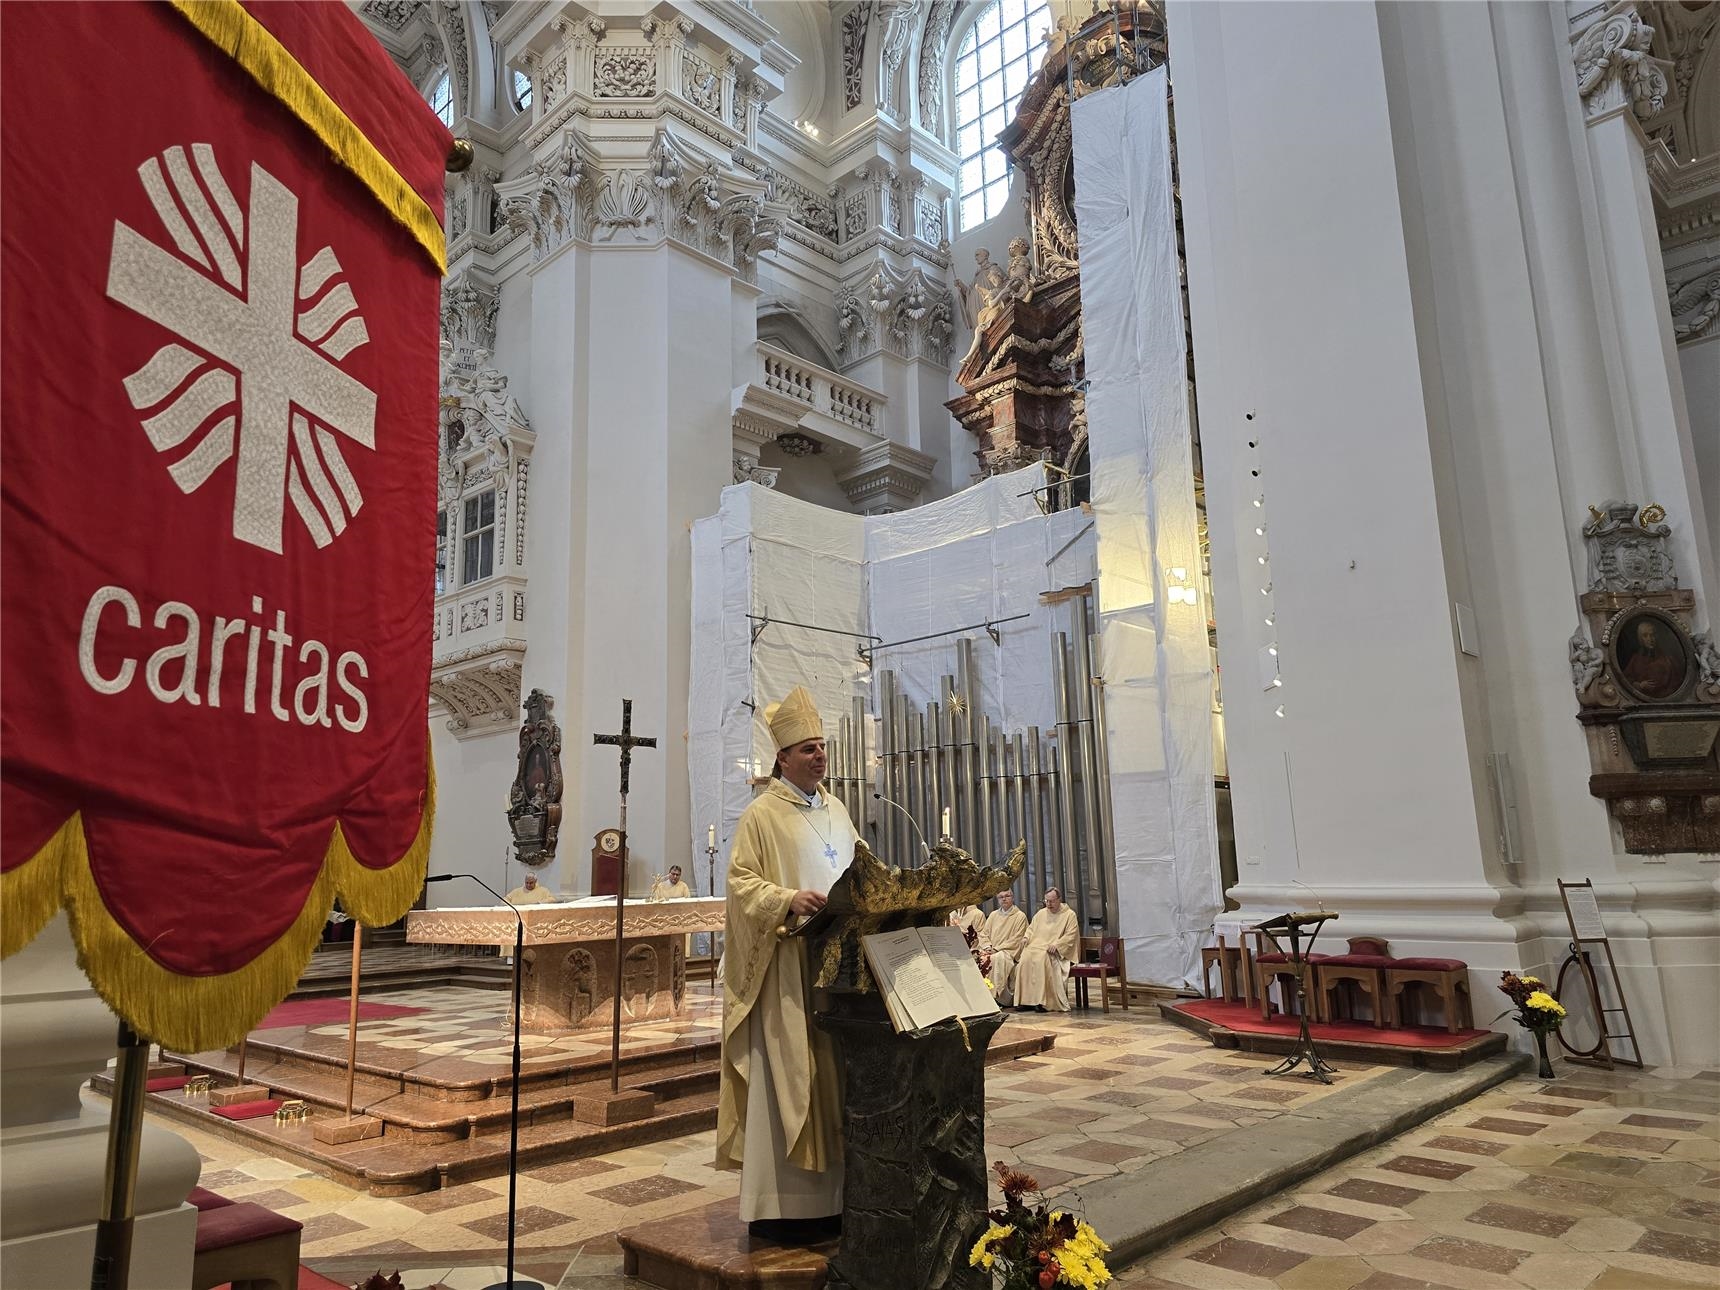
872;791;932;861
426;873;541;1290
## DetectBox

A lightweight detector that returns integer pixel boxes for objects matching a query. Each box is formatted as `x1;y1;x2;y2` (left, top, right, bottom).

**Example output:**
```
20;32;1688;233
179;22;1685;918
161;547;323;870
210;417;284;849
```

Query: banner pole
90;1022;150;1290
344;924;365;1118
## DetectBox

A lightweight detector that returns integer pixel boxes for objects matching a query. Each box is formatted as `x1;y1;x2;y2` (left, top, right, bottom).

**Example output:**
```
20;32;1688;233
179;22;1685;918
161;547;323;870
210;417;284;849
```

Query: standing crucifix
593;699;657;1094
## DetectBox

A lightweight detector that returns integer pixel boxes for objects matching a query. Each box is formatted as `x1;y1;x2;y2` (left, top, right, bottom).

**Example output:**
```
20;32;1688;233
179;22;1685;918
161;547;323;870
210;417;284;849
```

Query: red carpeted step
1173;998;1488;1047
188;1187;234;1211
209;1099;283;1121
147;1075;190;1092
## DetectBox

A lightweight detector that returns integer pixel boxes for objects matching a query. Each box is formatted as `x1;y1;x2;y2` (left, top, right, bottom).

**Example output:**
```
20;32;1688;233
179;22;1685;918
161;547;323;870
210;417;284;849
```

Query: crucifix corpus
593;700;657;1096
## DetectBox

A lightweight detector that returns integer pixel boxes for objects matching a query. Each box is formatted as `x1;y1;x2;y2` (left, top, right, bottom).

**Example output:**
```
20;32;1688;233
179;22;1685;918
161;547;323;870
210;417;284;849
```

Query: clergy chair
1385;958;1474;1033
1070;936;1128;1012
1251;929;1329;1022
1313;936;1393;1028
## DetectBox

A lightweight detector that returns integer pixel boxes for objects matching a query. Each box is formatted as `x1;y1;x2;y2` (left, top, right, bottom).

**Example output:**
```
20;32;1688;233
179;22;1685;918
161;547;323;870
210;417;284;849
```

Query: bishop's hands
789;889;827;917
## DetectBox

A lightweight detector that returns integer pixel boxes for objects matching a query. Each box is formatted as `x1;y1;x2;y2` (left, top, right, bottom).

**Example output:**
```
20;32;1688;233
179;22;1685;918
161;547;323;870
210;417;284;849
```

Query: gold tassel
0;751;434;1053
167;0;446;273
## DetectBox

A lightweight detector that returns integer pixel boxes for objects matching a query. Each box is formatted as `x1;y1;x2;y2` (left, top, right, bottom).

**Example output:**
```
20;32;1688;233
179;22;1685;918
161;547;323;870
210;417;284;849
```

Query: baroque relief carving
429;646;526;736
918;0;959;130
495;130;595;258
440;272;499;360
843;3;874;111
595;47;656;97
837;261;954;363
1573;2;1675;122
876;1;924;119
1584;500;1678;593
1668;255;1720;342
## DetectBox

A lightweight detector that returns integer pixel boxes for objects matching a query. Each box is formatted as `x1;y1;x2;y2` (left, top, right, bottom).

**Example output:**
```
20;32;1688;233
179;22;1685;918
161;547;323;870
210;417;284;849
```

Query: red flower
1039;1268;1057;1289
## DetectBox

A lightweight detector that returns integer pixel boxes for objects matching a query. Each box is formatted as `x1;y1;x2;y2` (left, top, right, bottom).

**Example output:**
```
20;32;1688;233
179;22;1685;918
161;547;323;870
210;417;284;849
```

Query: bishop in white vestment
716;687;858;1232
1012;887;1079;1011
980;889;1031;1005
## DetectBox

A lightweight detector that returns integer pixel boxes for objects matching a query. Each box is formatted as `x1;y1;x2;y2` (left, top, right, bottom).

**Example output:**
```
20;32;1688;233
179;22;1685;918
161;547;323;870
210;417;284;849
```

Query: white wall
1168;0;1719;1064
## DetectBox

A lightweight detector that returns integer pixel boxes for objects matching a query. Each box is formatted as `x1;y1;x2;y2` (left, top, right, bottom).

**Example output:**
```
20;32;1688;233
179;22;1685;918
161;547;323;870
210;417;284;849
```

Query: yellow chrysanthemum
1525;990;1566;1016
1519;975;1543;986
969;1221;1013;1269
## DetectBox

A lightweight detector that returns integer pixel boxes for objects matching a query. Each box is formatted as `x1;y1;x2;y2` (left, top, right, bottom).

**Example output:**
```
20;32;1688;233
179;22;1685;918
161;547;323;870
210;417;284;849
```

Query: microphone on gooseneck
872;792;932;860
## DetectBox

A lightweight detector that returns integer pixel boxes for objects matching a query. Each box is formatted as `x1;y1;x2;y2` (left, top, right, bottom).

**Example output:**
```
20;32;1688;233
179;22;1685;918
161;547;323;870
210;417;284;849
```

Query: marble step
95;1068;720;1195
168;1031;724;1104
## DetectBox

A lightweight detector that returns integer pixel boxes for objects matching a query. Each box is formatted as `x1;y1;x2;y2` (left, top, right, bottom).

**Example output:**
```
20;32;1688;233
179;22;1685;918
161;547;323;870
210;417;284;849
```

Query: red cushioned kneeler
209;1099;283;1122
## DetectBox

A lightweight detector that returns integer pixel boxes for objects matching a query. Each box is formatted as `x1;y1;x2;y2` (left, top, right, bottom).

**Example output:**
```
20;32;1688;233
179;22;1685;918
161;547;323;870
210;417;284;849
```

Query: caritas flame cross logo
105;145;377;554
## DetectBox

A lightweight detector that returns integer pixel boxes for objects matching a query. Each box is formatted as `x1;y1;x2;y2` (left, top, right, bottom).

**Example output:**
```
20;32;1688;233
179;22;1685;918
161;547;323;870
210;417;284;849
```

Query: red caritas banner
1;1;450;1050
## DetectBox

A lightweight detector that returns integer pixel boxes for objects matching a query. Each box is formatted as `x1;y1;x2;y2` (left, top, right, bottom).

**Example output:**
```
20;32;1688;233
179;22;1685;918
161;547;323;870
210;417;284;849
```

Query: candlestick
941;806;951;837
707;823;716;851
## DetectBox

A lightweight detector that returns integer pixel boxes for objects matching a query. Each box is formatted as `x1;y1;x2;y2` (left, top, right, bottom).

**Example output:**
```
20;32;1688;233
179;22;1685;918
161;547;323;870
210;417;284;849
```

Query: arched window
953;0;1050;230
429;70;454;126
512;68;532;113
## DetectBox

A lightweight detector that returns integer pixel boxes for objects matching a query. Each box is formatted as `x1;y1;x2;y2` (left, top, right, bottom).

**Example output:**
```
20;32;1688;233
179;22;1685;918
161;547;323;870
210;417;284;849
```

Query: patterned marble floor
149;983;1389;1286
1113;1063;1720;1290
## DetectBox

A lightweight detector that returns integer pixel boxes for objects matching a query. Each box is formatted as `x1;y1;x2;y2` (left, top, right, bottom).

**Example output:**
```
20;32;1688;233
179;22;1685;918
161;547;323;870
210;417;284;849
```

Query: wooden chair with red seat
1251;928;1329;1022
1070;936;1128;1012
1384;957;1473;1033
1313;936;1393;1027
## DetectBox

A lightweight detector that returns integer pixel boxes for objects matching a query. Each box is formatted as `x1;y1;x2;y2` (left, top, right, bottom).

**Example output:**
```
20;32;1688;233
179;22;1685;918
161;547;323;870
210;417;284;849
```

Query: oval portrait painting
1612;611;1690;702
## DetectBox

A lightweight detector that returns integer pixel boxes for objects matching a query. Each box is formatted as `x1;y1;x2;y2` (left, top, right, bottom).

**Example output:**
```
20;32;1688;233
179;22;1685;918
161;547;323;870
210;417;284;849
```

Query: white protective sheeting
687;485;866;895
688;472;1097;893
866;466;1095;733
1072;68;1222;988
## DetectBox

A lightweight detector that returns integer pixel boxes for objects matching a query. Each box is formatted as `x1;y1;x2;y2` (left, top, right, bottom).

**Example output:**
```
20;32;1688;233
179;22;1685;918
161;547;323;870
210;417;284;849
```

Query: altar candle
707;824;716;851
941;807;951;837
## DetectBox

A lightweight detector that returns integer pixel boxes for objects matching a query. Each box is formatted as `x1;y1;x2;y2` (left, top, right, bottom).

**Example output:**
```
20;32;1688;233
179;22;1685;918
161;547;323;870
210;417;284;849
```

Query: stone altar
406;896;725;1032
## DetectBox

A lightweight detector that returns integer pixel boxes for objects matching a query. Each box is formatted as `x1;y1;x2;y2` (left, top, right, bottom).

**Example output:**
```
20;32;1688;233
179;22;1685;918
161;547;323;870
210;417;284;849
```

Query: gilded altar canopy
765;685;823;750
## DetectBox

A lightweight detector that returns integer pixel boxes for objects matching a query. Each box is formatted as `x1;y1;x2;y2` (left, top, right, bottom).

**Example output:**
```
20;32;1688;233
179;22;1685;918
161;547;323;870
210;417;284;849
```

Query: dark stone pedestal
817;1002;1003;1290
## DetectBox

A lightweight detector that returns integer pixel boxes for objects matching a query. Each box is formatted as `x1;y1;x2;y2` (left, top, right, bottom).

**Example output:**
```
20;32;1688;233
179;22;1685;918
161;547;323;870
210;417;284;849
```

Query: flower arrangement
969;1162;1112;1289
1497;971;1566;1078
1497;972;1566;1032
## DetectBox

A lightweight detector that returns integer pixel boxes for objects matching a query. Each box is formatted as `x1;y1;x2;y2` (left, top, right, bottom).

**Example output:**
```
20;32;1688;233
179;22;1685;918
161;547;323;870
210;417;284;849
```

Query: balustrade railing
754;342;883;438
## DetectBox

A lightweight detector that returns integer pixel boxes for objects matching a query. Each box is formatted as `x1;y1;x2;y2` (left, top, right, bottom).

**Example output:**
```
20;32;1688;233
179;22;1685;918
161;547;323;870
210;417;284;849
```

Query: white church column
1567;2;1716;603
1;918;199;1290
1167;0;1526;976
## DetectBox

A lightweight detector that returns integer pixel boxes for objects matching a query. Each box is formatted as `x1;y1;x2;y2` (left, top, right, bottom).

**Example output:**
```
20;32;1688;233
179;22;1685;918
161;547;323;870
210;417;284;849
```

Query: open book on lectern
861;925;1002;1034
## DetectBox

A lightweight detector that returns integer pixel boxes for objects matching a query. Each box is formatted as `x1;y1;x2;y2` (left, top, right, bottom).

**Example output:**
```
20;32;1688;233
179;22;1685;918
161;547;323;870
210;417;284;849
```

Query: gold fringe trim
167;0;446;273
0;757;434;1053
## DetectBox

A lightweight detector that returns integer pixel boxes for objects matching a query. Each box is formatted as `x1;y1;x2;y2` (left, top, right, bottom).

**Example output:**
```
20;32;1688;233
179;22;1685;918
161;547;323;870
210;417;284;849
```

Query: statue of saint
954;248;1010;367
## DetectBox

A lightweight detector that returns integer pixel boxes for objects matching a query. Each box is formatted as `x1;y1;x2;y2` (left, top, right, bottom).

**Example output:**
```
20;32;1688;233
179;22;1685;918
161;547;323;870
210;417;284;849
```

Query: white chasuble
1012;905;1079;1011
716;780;858;1221
980;905;1030;1004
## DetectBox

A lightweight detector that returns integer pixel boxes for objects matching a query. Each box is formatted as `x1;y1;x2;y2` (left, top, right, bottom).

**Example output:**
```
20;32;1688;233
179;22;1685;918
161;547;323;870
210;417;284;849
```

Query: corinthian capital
1572;2;1675;123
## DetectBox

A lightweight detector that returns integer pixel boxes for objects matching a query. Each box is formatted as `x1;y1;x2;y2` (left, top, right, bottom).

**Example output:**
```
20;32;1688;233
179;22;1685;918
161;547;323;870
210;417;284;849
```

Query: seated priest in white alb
980;889;1031;1005
504;871;558;905
716;685;856;1241
949;903;985;942
650;865;691;901
1012;887;1079;1012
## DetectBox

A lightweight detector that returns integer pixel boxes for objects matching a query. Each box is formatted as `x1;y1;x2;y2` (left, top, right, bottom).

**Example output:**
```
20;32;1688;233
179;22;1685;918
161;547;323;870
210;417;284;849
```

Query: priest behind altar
981;889;1031;1005
504;871;558;905
1012;887;1079;1011
716;685;857;1239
